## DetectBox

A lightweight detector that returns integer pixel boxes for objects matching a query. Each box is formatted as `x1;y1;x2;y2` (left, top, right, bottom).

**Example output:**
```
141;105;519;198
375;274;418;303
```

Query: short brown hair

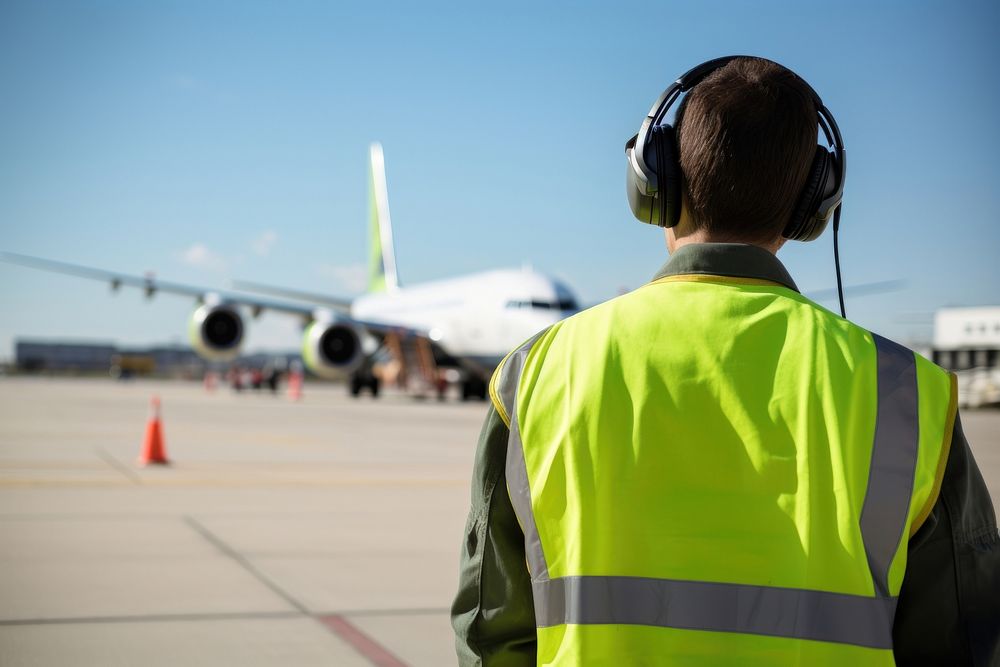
676;57;817;243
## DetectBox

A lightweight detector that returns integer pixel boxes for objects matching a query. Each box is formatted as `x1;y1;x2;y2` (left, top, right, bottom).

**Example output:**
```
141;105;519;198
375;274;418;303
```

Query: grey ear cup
784;146;834;241
624;125;682;227
624;134;654;224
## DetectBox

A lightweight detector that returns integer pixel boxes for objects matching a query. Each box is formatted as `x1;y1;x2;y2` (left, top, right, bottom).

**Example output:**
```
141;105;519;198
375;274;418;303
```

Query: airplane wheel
370;377;381;398
350;375;363;397
461;377;488;402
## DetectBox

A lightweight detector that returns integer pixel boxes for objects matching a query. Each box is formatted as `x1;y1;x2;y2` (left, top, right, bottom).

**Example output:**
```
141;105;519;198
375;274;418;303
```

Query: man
452;57;999;665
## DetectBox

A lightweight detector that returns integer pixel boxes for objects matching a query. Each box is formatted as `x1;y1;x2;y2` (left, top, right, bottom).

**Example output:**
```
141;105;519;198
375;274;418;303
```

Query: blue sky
1;0;998;358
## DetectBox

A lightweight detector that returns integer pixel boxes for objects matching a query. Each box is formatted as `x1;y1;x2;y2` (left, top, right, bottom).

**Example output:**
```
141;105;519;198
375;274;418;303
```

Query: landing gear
349;368;380;398
460;375;488;402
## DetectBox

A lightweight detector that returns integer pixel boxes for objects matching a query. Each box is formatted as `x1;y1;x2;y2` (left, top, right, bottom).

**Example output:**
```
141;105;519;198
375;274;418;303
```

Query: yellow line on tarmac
0;461;109;470
0;477;466;488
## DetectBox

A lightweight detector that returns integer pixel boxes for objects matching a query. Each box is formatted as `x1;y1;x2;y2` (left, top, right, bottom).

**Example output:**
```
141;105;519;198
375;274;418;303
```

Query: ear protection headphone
624;56;849;314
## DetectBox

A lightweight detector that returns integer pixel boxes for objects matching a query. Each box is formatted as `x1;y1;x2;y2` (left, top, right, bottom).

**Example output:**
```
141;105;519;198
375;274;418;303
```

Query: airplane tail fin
367;142;399;293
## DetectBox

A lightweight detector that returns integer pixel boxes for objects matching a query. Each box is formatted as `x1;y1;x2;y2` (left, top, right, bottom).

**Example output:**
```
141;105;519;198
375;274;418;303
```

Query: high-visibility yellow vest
490;274;957;666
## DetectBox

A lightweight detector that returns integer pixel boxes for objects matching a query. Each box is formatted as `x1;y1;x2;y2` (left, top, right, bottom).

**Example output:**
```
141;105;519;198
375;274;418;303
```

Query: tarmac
0;377;998;666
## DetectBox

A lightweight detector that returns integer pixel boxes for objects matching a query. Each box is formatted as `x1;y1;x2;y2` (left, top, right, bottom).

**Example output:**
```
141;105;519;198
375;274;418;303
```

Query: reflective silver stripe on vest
860;334;919;598
498;330;551;581
498;329;920;649
533;576;898;650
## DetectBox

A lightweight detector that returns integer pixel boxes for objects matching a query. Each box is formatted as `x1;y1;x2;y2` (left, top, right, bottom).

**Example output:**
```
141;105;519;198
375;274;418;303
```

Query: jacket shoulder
489;325;560;427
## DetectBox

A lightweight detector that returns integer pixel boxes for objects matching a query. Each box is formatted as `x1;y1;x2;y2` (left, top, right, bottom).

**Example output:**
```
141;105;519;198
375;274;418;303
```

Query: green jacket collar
652;243;799;292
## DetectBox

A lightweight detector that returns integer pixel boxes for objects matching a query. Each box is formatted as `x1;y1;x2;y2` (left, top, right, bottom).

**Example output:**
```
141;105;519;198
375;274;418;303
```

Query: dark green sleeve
893;414;1000;666
451;405;537;666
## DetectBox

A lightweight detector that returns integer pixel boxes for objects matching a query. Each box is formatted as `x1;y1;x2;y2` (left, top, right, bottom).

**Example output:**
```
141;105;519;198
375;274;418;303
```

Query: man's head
668;57;819;252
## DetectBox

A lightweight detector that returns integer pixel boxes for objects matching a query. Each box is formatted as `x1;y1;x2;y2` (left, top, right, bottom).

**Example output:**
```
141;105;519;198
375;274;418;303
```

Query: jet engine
189;303;244;362
302;320;364;378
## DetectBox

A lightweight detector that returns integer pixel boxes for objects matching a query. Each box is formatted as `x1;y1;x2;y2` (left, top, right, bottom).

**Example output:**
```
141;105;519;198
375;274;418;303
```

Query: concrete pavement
0;377;997;666
0;377;480;666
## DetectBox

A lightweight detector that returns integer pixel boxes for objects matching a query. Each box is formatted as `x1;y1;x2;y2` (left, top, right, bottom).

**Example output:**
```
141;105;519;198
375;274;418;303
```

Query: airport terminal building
13;339;302;380
929;307;1000;408
15;340;117;373
15;340;207;377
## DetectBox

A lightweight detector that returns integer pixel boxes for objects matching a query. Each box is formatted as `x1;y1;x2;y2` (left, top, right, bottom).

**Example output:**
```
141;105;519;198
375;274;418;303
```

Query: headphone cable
832;206;846;318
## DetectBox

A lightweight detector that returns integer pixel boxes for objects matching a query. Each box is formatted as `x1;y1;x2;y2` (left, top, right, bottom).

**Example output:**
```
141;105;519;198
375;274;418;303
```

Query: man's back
522;270;891;589
499;246;952;665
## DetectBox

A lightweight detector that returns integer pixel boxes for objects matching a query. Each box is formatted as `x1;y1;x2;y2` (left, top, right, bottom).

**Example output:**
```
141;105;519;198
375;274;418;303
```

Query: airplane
1;143;581;400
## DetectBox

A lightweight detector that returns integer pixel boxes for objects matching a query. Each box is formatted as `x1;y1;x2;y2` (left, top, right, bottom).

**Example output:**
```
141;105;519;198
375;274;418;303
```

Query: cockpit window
506;299;578;311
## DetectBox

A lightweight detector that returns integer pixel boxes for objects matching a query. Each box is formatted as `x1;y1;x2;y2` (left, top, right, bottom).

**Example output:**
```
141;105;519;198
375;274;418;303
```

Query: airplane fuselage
351;267;578;375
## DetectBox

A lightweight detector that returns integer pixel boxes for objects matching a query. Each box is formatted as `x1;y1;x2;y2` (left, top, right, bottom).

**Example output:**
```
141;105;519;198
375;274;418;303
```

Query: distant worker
265;365;281;393
452;57;999;665
228;365;244;392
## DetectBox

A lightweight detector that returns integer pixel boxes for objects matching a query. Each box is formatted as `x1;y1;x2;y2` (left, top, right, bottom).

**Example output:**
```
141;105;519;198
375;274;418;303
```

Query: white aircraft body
2;143;579;399
351;269;578;374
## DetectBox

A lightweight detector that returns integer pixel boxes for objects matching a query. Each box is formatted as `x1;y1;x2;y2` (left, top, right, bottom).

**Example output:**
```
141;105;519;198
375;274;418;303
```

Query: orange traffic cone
287;370;303;401
138;396;170;465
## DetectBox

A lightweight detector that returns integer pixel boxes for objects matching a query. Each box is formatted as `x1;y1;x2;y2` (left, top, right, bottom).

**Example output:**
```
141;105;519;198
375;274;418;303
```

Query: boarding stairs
384;332;443;398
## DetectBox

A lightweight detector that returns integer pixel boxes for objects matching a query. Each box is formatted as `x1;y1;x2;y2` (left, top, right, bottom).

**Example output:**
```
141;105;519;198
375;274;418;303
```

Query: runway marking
94;447;143;485
183;516;414;667
183;516;309;615
318;614;410;667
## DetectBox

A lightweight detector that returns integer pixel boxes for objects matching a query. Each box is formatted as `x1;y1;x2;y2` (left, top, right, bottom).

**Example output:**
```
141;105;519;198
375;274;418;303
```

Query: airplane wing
0;251;425;338
2;251;231;302
802;280;906;301
229;279;353;311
